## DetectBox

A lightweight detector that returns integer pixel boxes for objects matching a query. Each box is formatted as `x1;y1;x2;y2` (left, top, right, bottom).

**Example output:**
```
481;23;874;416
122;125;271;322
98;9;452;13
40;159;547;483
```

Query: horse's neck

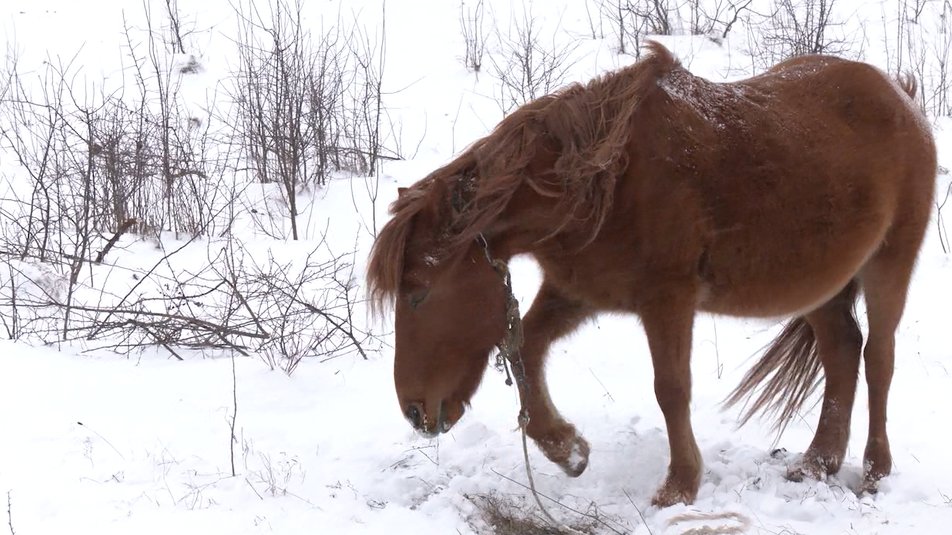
481;187;574;259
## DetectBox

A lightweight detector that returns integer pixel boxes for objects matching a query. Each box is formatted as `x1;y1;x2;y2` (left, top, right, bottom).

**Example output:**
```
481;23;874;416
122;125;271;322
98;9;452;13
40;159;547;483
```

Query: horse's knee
654;376;691;417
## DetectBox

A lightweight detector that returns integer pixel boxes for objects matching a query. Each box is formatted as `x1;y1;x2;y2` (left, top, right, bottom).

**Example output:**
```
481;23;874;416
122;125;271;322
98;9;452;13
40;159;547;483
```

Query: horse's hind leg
787;282;862;482
859;237;923;493
520;281;593;477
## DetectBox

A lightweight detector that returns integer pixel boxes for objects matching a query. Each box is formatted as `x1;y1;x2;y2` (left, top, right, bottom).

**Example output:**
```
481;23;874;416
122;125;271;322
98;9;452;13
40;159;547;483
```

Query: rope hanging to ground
477;233;578;533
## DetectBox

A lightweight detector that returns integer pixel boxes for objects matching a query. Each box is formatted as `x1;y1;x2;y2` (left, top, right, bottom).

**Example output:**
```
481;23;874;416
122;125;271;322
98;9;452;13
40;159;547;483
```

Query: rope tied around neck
476;233;528;425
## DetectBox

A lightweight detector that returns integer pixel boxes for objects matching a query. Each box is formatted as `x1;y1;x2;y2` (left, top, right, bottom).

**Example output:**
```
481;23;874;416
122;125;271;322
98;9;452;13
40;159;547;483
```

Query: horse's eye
409;291;429;309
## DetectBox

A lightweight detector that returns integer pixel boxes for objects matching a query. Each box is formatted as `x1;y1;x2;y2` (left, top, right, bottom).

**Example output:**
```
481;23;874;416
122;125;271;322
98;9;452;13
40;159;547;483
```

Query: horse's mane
368;42;679;312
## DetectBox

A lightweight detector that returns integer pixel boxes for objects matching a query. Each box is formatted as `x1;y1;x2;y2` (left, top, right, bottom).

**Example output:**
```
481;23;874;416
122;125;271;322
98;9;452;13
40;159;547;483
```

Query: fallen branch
94;218;137;264
67;303;270;340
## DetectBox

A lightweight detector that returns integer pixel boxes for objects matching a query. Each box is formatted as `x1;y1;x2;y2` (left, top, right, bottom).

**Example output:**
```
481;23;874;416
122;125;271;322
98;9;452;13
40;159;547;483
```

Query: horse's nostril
406;403;423;429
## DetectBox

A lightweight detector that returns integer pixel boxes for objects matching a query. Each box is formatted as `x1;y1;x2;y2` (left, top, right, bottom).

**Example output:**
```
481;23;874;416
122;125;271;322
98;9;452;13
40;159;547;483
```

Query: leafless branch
490;8;580;114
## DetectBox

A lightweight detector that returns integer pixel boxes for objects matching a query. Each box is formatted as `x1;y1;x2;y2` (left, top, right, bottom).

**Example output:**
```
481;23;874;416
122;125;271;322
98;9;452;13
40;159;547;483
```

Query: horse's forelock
367;202;415;317
367;159;476;316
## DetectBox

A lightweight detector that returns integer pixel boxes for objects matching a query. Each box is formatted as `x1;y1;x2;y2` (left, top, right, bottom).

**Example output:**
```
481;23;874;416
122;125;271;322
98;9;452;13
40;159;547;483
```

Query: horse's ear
397;187;408;198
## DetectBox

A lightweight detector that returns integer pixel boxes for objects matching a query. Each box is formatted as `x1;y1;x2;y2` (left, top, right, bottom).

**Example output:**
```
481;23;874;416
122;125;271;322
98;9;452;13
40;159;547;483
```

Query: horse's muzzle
404;400;460;437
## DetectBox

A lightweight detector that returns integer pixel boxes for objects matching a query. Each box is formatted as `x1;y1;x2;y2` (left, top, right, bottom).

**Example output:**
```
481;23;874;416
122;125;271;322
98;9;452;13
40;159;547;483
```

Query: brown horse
367;42;936;507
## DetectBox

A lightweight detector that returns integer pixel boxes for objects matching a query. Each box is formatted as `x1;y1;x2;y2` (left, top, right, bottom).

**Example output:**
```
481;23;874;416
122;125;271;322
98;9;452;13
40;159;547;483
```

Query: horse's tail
897;72;918;101
725;280;860;435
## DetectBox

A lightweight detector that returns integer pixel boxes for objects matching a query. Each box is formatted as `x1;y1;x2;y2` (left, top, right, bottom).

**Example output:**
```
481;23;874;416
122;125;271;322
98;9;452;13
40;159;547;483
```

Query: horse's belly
696;219;885;317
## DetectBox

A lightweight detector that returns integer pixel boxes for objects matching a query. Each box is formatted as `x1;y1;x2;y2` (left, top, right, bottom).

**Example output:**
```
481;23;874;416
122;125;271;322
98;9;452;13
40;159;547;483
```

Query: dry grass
465;493;602;535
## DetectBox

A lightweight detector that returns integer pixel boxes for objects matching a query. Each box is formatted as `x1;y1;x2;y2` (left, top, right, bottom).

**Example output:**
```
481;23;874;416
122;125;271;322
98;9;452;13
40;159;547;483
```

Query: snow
2;1;952;534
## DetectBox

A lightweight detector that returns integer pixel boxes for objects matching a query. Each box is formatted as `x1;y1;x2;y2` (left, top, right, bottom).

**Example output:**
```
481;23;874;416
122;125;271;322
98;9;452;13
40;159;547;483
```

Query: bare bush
743;0;853;70
584;0;606;40
765;0;847;58
597;0;693;56
0;50;72;261
218;240;372;373
249;452;304;497
600;0;647;56
0;232;374;370
0;260;20;339
687;0;754;40
460;0;488;74
142;3;214;237
923;0;951;116
230;0;318;241
163;0;188;55
73;6;224;240
0;4;375;365
59;101;102;340
307;27;348;187
345;14;389;178
630;0;675;36
888;0;952;117
882;0;926;76
490;9;579;114
0;51;117;339
229;0;388;240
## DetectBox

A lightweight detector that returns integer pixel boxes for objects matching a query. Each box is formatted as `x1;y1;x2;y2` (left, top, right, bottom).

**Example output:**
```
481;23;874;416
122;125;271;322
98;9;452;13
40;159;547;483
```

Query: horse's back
745;54;936;240
756;54;931;147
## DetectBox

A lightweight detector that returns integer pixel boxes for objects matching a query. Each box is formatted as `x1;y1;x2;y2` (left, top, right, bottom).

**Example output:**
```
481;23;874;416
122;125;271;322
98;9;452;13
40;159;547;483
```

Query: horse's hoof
786;466;806;482
862;441;891;494
651;482;697;507
861;465;889;495
786;453;838;482
786;463;823;482
557;435;590;477
860;477;881;495
537;428;590;477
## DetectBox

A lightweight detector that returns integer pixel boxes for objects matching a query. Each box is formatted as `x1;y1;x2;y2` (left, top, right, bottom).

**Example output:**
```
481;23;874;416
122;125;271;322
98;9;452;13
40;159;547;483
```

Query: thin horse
367;42;936;506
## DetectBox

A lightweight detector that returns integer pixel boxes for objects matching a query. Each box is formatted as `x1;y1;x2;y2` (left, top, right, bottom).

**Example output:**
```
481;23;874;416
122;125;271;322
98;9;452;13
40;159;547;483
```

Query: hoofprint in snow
2;1;952;534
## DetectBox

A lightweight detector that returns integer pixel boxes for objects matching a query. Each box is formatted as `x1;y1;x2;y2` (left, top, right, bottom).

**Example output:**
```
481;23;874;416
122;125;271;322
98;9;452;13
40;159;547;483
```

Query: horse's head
393;234;507;437
369;173;508;437
369;70;639;435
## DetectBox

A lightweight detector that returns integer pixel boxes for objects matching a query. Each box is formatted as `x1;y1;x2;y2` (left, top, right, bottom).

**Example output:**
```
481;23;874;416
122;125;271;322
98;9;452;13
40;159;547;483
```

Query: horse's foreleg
787;283;862;482
518;281;593;477
641;300;701;507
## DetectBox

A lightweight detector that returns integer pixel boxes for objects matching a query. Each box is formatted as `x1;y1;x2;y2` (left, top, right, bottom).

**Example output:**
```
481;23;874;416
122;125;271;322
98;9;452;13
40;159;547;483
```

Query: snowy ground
2;1;952;534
